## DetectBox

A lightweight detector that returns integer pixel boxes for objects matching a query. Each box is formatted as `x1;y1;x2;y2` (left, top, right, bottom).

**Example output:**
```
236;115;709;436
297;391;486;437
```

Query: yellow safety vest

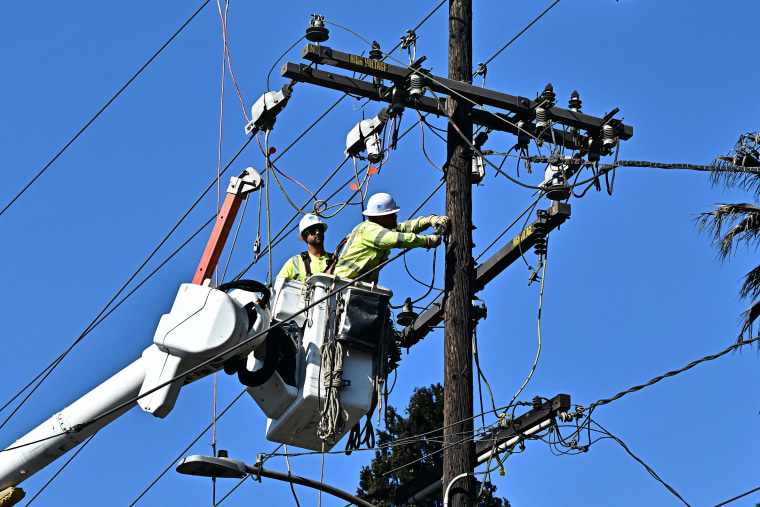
276;251;333;281
333;217;430;282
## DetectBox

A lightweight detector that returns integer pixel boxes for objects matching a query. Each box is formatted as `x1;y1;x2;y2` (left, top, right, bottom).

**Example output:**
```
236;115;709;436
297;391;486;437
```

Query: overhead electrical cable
267;35;307;91
128;390;246;506
474;196;541;262
220;196;249;284
585;335;760;412
713;485;760;507
593;418;690;506
506;256;547;407
214;475;251;505
216;0;249;122
23;435;95;506
233;117;426;281
284;444;301;507
0;137;253;428
473;327;499;425
41;245;437;442
600;159;760;175
476;0;562;73
0;0;213;219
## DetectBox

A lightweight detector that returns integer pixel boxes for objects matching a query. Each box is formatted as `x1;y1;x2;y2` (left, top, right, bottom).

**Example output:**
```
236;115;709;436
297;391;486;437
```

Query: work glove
428;214;451;230
424;234;442;248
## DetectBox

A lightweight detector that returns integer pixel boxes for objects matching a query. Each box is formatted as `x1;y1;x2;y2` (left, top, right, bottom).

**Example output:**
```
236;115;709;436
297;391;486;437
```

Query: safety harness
299;250;335;277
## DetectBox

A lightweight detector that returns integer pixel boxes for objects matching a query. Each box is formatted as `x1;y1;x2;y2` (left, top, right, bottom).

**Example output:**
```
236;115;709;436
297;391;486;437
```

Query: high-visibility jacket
276;251;334;281
333;217;431;282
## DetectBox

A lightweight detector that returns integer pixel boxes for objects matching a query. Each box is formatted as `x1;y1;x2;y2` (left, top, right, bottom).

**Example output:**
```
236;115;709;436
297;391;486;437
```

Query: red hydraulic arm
192;169;263;285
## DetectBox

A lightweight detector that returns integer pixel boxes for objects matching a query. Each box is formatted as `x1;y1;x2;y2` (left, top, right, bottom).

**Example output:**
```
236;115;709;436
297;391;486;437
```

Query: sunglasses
303;224;325;236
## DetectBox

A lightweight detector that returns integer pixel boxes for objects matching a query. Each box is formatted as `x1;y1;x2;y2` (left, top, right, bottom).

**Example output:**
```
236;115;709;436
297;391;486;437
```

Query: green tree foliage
357;383;509;506
698;132;760;339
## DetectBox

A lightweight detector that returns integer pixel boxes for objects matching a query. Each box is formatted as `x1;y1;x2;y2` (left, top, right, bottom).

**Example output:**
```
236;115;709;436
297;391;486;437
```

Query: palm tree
697;132;760;340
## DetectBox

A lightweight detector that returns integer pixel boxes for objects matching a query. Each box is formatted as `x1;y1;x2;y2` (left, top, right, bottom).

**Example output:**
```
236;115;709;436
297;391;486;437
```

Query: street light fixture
176;454;375;507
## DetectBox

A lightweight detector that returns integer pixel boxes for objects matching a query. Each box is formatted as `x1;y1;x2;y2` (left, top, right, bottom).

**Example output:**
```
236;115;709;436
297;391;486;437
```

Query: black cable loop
266;35;307;90
233;115;427;282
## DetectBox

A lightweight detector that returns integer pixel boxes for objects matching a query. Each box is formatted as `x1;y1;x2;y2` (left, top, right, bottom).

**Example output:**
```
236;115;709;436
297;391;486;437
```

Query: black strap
300;251;334;277
324;236;349;275
300;251;312;277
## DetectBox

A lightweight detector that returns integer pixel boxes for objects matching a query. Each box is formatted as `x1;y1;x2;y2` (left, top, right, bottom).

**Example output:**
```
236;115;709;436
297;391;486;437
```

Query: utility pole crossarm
474;201;570;291
474;394;571;457
298;43;633;140
282;60;625;151
280;62;445;115
394;394;571;503
398;202;571;348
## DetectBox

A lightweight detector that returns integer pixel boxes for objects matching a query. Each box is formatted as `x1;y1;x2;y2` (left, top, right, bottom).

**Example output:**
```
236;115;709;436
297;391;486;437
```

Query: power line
587;336;760;411
233;116;428;281
128;390;246;506
602;159;760;175
24;435;95;506
713;484;760;507
68;245;433;440
476;0;562;71
0;136;252;429
592;418;690;506
0;0;212;218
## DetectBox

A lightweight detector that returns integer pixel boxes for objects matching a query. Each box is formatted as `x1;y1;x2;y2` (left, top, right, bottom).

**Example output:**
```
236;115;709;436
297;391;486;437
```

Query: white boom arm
0;283;268;490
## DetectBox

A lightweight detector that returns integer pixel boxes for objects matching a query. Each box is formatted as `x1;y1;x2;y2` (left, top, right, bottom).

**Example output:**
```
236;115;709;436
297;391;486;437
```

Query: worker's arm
367;227;427;249
396;216;431;234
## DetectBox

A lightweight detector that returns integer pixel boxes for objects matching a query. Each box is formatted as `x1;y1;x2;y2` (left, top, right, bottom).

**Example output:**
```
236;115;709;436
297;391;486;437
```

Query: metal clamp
227;168;264;196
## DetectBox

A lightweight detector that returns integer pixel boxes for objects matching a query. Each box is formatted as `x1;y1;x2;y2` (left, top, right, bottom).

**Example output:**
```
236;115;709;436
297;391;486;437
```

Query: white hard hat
297;214;327;241
362;192;401;216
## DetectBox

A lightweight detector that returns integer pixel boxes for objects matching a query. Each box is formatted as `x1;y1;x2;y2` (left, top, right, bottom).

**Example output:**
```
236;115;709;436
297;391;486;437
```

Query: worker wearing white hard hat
332;192;450;282
276;214;334;281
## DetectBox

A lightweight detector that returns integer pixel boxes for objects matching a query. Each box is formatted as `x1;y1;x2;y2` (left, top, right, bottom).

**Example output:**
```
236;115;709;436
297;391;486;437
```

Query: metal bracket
227;168;264;197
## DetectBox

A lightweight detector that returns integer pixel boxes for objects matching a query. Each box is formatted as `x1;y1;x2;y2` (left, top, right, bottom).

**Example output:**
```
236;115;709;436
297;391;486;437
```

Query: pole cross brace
396;394;571;503
398;202;570;348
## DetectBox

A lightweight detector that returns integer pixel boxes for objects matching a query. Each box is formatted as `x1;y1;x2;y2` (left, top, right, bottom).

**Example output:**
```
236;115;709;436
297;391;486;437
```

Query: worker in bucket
276;214;334;281
332;192;449;282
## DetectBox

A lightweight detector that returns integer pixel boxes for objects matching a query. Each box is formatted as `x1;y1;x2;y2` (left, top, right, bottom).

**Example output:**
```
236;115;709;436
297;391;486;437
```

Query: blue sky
1;1;759;506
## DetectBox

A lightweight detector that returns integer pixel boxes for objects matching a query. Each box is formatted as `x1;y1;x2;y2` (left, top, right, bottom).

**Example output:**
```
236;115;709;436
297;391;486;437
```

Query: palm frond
711;132;760;196
695;203;760;261
739;265;760;301
739;299;760;341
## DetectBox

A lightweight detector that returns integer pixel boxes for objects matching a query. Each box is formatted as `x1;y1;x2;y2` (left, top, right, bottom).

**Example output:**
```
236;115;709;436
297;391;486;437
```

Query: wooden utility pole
443;0;474;505
282;14;632;505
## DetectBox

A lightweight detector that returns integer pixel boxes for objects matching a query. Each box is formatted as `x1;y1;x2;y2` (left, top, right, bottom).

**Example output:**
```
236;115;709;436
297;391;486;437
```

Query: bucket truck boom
0;169;267;491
